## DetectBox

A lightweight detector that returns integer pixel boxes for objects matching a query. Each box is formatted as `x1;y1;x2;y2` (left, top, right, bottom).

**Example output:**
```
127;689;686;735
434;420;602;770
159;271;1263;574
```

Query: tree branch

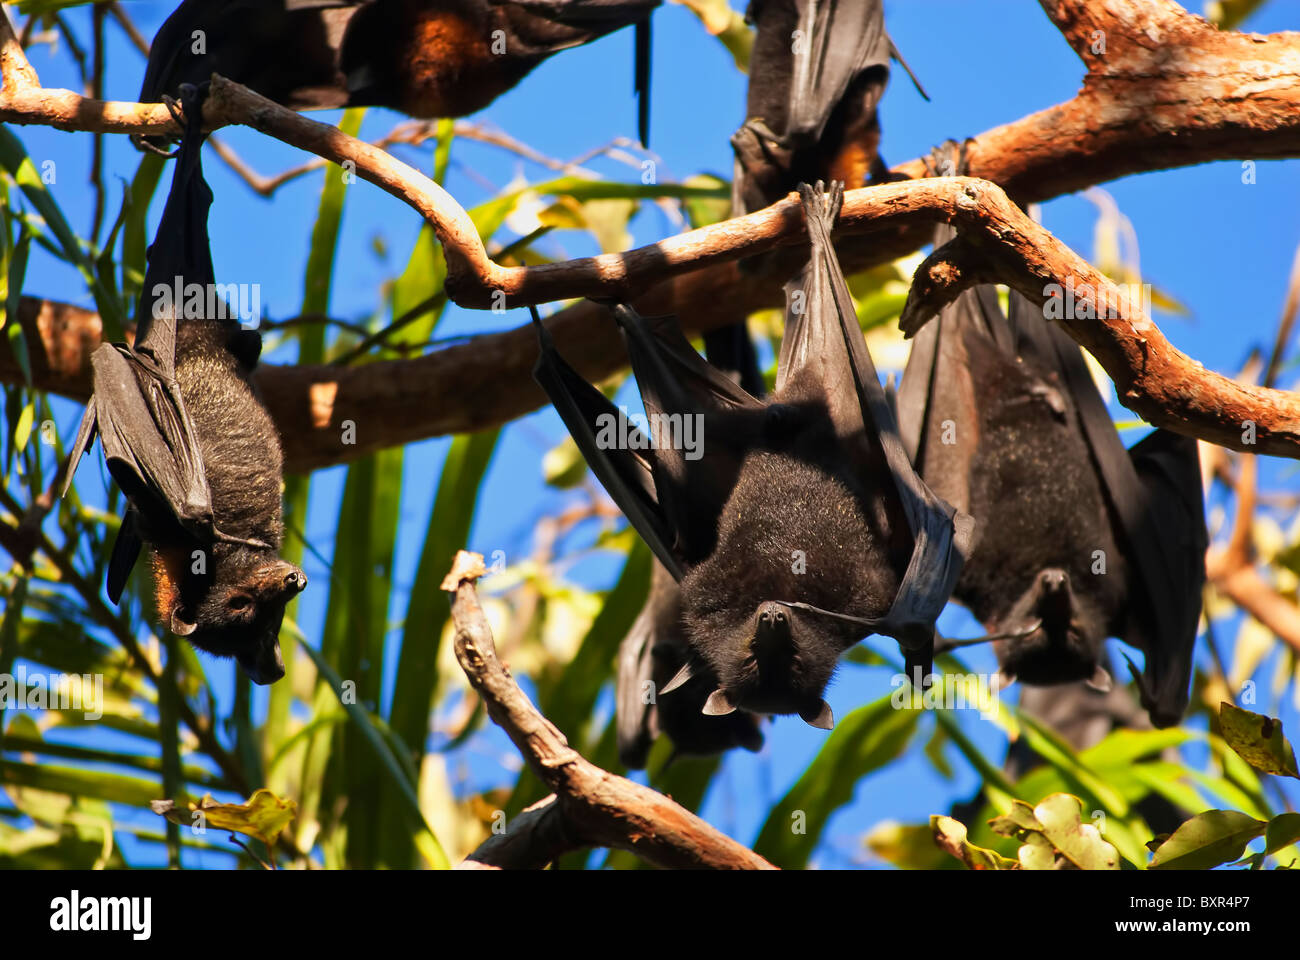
5;1;1300;465
442;551;774;870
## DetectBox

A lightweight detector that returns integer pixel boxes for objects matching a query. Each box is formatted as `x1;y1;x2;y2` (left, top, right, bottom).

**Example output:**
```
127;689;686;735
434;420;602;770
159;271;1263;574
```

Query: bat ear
659;662;693;695
800;700;834;730
996;668;1018;690
702;688;737;716
169;604;198;637
1085;663;1113;693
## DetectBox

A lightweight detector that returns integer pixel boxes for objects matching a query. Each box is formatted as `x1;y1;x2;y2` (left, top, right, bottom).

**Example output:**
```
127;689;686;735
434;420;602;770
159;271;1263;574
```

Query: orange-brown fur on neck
399;10;521;117
151;548;187;629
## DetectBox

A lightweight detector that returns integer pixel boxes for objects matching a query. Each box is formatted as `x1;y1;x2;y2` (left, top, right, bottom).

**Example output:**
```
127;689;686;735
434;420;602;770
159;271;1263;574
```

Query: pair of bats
534;181;972;763
560;215;1205;767
64;86;306;684
137;0;658;147
897;225;1207;728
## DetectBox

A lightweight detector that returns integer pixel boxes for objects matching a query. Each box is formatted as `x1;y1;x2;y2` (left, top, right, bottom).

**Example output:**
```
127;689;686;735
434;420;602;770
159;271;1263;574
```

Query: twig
444;550;775;870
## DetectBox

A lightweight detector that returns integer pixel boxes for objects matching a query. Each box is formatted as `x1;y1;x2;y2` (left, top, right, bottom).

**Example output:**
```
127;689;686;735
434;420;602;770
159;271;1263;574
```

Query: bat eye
228;594;253;611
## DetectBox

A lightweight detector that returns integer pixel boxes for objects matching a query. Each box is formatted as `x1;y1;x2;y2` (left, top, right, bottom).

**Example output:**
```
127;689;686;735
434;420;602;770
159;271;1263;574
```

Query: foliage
1;2;1297;871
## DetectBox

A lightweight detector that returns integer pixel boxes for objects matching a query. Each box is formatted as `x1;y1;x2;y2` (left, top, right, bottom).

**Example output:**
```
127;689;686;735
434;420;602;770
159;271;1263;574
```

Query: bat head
160;549;307;685
994;568;1108;687
678;597;849;729
674;450;897;730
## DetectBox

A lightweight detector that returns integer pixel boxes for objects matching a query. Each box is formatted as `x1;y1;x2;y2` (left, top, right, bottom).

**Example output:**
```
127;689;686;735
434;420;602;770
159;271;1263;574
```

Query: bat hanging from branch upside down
136;0;659;149
533;181;971;745
609;0;929;768
731;0;926;220
63;84;307;685
896;221;1207;728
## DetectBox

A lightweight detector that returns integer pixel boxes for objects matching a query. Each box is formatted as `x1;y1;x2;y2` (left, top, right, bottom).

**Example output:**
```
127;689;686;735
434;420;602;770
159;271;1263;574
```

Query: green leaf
867;820;961;869
291;629;448;868
681;174;732;229
1149;810;1267;870
383;428;499;867
152;790;297;848
121;153;165;311
930;815;1019;870
1264;812;1300;856
1015;710;1130;814
0;759;159;807
1219;702;1300;778
0;128;126;336
506;542;653;817
752;694;919;867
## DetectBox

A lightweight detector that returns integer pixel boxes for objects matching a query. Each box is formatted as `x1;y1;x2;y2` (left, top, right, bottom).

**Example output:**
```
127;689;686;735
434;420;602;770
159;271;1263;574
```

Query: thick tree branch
898;178;1300;458
14;178;1300;463
5;1;1300;465
442;551;774;870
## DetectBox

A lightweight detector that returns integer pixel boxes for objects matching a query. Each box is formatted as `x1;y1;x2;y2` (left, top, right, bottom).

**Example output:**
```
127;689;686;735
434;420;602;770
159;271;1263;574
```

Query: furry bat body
138;0;658;144
64;86;306;684
536;182;970;735
896;227;1206;726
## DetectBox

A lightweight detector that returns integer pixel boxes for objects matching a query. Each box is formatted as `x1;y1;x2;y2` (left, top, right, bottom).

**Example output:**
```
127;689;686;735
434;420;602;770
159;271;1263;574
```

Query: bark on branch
4;1;1300;465
442;551;774;870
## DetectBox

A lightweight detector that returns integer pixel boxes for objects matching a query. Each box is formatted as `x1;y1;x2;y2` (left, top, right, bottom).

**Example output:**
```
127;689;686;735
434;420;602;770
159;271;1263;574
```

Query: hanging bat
731;0;926;218
137;0;658;147
896;225;1206;727
64;85;307;685
536;181;970;733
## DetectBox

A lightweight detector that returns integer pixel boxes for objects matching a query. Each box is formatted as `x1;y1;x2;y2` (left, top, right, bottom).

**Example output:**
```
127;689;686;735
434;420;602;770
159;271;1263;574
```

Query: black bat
535;181;970;733
137;0;658;147
64;85;306;685
731;0;925;217
896;225;1206;727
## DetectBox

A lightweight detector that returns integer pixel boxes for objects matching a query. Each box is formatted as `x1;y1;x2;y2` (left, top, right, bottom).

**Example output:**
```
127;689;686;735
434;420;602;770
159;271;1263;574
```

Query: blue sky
12;1;1300;867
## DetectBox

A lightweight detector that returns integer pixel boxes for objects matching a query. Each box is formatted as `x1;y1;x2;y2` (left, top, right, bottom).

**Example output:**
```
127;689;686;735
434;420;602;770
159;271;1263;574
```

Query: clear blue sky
14;1;1300;867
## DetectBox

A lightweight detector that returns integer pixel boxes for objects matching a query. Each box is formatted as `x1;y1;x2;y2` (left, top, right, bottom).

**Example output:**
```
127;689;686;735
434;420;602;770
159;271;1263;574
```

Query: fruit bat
896;225;1206;727
63;85;307;684
731;0;926;217
137;0;658;146
534;181;971;733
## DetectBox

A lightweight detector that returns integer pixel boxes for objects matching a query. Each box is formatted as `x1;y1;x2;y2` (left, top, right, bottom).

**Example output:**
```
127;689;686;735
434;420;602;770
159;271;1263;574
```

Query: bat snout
751;602;792;655
237;638;285;686
282;567;308;596
1038;568;1069;594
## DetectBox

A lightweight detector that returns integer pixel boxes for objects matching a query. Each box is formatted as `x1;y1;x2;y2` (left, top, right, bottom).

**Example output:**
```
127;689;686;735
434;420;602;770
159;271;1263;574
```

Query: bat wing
106;509;145;605
616;563;664;768
531;312;672;573
897;226;1005;520
792;183;972;674
1030;320;1205;727
1119;428;1206;727
532;306;761;579
85;343;215;542
785;0;891;146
